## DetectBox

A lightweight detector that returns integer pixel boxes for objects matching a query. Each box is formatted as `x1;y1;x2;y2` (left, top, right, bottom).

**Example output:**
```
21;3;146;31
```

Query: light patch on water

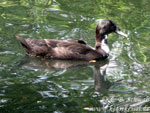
60;14;68;18
109;84;135;92
0;98;9;104
46;8;59;11
107;41;124;78
5;23;13;26
43;25;57;32
52;69;66;76
0;51;15;55
39;91;57;98
23;66;39;71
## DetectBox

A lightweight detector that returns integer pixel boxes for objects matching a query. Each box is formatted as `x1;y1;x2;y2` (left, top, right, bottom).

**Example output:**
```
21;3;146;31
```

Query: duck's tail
16;35;31;53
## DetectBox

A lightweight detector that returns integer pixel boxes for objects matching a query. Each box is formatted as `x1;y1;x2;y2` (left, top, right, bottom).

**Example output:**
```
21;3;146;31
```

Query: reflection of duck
93;64;111;91
19;55;108;71
19;56;111;91
16;19;127;60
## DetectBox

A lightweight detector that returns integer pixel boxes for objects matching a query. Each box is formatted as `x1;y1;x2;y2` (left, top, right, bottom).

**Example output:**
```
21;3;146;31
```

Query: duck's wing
16;36;91;59
52;40;107;60
43;39;93;60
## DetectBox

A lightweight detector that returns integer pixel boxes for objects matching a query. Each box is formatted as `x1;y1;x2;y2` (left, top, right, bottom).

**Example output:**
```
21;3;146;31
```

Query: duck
16;19;128;61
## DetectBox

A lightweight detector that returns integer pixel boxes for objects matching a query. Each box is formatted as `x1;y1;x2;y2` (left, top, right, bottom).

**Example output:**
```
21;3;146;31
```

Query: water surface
0;0;150;113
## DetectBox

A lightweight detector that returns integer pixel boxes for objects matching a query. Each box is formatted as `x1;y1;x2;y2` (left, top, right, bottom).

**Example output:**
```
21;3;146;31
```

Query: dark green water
0;0;150;113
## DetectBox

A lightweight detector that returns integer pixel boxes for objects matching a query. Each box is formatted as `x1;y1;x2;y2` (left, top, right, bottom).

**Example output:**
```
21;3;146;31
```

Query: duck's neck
95;34;110;54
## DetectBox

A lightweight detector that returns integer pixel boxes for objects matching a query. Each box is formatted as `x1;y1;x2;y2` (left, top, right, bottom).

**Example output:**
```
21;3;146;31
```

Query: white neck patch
101;35;110;54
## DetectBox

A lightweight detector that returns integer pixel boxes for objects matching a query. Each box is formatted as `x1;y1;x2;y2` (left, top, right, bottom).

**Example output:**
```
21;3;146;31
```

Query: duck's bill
115;29;128;37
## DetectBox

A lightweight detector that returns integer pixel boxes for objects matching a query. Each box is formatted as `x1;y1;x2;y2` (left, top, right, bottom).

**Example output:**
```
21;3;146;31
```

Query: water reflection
19;55;111;91
92;63;111;91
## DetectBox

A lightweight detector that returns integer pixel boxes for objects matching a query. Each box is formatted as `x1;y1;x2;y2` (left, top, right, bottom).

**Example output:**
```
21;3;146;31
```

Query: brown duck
16;19;128;61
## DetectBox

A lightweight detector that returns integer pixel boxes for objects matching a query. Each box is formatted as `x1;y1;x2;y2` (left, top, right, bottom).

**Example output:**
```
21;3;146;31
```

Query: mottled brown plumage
16;19;127;61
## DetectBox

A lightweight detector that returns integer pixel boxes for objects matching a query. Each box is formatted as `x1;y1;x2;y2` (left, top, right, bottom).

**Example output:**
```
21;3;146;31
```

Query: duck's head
95;19;128;56
96;19;128;37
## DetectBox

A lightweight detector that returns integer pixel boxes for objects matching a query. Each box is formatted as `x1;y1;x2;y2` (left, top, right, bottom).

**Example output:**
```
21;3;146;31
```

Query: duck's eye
111;25;116;31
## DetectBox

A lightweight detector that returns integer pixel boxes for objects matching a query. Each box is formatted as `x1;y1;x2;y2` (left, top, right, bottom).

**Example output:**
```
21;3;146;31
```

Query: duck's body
16;19;127;61
16;37;108;60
